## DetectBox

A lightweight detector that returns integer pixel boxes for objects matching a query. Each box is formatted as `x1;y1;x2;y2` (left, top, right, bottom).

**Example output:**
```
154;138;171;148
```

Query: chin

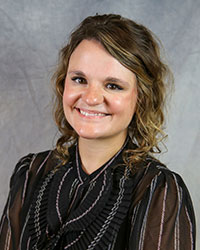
75;127;102;138
78;134;102;140
76;130;103;140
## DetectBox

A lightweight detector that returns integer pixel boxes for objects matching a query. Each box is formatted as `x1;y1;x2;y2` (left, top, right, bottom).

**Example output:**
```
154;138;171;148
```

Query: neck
78;134;127;174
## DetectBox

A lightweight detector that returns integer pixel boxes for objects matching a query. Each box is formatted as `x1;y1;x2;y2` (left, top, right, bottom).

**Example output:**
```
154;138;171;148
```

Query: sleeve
128;167;196;250
0;154;35;250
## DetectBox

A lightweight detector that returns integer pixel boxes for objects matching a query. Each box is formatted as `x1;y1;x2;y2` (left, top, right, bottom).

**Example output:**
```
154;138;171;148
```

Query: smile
77;108;108;117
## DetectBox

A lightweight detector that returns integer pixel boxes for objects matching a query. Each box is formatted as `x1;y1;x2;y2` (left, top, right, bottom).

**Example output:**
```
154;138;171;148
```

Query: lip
75;108;110;118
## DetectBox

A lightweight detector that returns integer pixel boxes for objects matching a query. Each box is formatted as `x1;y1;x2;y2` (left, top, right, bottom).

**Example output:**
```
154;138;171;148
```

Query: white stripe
36;151;52;175
5;229;11;250
172;174;183;250
20;154;36;206
139;174;159;250
5;196;11;250
0;214;6;235
157;182;168;250
19;212;30;249
15;155;35;174
185;206;194;250
22;152;52;207
22;170;29;206
26;237;31;250
56;168;72;223
131;200;142;230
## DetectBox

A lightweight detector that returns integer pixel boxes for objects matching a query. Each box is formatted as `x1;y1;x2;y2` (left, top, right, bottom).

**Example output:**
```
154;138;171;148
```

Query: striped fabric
0;140;196;249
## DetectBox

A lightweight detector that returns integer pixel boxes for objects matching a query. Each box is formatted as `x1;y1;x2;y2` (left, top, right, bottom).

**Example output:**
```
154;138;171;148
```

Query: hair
52;13;173;169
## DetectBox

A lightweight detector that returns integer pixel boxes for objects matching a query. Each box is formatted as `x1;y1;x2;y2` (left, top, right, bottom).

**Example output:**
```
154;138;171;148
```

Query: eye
106;83;123;90
71;77;86;84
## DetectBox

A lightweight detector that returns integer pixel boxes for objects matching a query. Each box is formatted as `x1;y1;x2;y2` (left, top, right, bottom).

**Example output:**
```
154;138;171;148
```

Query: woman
0;14;196;250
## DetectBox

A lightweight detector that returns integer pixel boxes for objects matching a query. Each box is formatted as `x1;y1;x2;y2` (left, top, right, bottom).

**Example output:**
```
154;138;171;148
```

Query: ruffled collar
25;138;135;250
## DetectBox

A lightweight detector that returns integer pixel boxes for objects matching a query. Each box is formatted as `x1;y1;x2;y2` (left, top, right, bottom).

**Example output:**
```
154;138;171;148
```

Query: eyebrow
67;70;130;86
68;70;85;76
104;77;129;86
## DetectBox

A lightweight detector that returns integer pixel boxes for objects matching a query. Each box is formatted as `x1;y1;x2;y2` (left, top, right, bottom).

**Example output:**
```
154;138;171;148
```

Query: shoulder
133;156;185;185
125;139;185;187
8;149;60;211
124;139;189;198
10;150;56;188
130;157;192;207
144;157;186;188
144;157;187;190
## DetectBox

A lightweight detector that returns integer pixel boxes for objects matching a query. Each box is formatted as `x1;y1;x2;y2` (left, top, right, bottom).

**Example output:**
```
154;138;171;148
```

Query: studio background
0;0;199;247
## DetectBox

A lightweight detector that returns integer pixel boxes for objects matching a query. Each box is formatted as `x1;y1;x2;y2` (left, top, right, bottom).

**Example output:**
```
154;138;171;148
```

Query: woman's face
63;39;137;144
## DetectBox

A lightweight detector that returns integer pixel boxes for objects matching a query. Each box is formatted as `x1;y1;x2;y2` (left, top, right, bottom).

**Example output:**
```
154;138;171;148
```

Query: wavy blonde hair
52;14;173;168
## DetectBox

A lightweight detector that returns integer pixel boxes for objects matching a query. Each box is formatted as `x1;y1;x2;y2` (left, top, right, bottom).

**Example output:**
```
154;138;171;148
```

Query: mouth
76;108;109;118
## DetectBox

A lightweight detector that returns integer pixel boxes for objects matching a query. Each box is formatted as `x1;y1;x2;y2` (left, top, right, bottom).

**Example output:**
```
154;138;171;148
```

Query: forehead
68;39;136;82
69;39;115;66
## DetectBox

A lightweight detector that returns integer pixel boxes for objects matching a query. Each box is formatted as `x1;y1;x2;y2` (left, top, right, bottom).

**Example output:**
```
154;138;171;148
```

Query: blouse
0;139;196;250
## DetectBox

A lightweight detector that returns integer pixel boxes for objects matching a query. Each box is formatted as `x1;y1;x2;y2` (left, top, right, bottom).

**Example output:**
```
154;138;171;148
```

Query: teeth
79;109;106;117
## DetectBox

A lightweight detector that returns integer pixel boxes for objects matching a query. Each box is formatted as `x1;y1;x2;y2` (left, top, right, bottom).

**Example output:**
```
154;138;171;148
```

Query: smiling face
63;39;137;145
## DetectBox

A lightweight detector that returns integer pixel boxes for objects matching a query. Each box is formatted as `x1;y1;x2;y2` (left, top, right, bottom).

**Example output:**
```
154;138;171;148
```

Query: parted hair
52;14;173;168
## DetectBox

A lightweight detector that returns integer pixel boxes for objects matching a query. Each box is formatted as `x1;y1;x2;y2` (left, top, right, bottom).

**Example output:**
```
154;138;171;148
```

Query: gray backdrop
0;0;199;247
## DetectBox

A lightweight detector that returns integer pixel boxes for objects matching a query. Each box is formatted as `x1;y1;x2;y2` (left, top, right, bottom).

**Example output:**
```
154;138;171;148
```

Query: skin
63;39;137;174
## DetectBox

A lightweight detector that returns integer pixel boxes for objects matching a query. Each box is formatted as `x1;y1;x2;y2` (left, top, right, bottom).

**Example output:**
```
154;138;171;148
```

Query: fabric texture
0;139;196;249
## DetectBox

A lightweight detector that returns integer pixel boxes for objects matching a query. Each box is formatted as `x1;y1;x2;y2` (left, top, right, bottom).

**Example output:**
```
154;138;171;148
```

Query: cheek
63;84;79;108
110;92;137;115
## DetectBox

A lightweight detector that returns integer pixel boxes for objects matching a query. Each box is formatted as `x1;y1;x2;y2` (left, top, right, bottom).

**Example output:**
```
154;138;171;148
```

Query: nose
82;84;104;106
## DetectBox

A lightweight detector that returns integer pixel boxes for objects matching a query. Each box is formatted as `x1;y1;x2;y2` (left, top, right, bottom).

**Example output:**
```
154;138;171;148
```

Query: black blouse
0;140;196;249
